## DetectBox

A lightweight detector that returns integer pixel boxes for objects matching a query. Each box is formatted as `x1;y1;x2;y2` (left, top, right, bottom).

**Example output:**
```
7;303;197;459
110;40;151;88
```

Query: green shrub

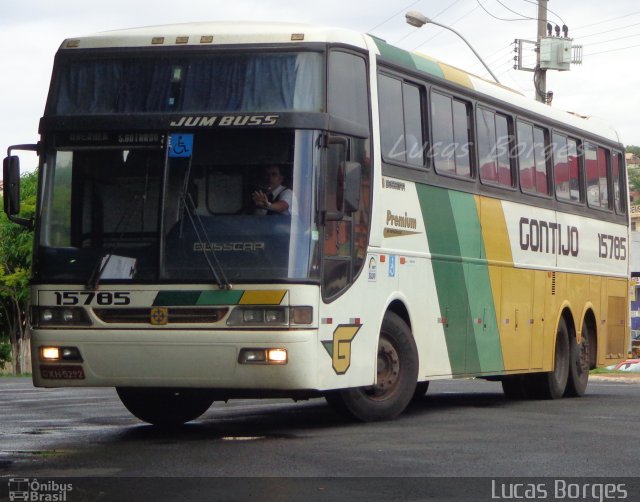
0;341;11;370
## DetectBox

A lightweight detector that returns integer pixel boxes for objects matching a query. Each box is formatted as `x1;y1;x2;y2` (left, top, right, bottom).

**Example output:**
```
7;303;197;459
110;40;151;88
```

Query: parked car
611;359;640;372
632;330;640;357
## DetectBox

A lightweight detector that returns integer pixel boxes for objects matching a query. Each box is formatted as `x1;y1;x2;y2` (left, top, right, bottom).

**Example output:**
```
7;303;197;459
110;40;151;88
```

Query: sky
1;0;639;174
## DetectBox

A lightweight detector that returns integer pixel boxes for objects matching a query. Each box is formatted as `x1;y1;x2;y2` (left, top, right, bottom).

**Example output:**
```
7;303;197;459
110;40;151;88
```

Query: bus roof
59;21;369;51
59;21;622;146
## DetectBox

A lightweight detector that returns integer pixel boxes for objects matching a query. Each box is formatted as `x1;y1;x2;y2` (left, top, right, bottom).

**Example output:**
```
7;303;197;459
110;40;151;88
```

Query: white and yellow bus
3;22;630;425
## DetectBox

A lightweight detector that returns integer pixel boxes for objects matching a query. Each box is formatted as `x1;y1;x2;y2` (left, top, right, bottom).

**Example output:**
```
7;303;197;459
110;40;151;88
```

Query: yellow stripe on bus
239;290;287;305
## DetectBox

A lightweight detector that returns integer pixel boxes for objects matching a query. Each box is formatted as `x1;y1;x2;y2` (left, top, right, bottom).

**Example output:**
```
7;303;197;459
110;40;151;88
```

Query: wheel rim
365;336;401;400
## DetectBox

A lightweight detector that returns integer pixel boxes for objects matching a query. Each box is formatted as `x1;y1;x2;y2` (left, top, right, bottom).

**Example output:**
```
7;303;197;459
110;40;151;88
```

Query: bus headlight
226;306;313;327
32;307;92;327
228;307;288;326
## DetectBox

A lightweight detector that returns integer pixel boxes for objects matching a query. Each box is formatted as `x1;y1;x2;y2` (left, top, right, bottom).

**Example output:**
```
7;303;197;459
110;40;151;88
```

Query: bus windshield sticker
169;133;193;158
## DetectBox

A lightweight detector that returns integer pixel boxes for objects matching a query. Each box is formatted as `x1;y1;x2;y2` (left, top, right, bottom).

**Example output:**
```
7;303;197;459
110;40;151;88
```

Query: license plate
40;365;86;380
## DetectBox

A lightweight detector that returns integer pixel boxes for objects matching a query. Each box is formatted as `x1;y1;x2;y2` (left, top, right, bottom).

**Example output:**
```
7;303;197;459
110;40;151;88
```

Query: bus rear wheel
116;387;215;426
525;318;570;399
325;312;418;422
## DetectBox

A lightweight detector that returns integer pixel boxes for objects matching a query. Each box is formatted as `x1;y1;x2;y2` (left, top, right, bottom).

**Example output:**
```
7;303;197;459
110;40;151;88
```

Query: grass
591;368;623;375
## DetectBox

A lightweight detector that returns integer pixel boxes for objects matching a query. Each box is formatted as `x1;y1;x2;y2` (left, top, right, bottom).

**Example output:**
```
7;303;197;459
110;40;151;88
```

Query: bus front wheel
325;312;419;421
116;387;215;426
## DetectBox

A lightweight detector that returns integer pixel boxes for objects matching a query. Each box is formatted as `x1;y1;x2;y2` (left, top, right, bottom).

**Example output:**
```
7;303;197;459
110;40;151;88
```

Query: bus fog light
238;349;266;364
62;310;75;322
41;346;60;361
61;347;82;361
266;348;287;364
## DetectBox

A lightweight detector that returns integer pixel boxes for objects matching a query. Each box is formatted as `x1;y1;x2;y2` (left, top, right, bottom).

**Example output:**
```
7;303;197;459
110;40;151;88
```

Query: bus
3;21;630;425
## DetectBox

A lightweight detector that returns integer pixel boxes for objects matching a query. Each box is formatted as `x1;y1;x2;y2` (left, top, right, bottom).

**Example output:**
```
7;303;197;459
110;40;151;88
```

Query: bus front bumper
31;328;320;392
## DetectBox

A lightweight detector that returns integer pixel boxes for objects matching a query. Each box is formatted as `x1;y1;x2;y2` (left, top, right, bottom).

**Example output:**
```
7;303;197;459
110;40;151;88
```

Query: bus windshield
50;51;323;115
36;129;320;284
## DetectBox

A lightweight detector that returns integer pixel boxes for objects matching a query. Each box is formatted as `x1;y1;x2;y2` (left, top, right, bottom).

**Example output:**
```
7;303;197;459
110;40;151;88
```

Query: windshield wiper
178;190;232;290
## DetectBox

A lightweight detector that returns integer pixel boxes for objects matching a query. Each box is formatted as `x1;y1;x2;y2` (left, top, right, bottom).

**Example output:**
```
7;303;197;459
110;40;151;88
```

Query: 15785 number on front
53;291;131;306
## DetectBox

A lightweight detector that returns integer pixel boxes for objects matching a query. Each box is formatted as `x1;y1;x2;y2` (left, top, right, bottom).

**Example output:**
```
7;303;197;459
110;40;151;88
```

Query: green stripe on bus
449;191;504;374
417;186;504;374
153;291;202;306
373;39;446;80
197;290;244;305
416;185;469;374
409;54;445;79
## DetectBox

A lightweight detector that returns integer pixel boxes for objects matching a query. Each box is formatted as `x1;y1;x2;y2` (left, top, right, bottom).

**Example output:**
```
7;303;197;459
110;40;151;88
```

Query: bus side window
478;108;513;187
612;151;626;215
431;91;472;178
585;143;610;210
518;120;550;195
378;73;425;167
553;133;581;203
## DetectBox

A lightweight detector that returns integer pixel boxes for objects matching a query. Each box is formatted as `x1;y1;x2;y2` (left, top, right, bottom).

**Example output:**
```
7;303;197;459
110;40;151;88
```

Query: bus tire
116;387;214;427
325;312;418;422
565;323;590;397
525;318;570;399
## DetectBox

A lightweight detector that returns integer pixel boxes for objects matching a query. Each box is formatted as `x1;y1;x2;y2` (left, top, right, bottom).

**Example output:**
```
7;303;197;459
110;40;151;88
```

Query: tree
626;145;640;157
0;170;37;374
629;168;640;198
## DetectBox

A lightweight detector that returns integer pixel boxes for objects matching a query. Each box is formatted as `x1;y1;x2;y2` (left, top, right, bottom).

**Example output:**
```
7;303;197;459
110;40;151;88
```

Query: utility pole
515;1;580;103
535;0;548;103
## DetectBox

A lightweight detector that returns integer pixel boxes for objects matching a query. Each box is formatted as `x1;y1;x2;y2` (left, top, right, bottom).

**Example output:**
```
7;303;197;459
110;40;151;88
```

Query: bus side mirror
342;161;361;214
3;155;21;216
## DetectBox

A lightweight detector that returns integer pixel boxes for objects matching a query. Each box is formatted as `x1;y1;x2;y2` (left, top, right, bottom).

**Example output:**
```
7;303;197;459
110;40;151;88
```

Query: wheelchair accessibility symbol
169;133;193;158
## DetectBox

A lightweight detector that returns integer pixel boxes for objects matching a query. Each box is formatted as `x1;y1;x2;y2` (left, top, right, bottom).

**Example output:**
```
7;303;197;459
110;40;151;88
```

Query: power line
518;0;566;26
430;0;466;22
587;32;640;47
585;42;640;57
476;0;530;22
411;2;482;50
468;44;513;71
575;21;640;41
367;0;424;33
493;0;537;21
572;10;640;32
392;0;465;44
473;43;513;64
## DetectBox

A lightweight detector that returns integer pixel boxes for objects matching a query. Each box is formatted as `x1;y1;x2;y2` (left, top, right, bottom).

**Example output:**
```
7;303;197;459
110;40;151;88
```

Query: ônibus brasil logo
8;478;73;501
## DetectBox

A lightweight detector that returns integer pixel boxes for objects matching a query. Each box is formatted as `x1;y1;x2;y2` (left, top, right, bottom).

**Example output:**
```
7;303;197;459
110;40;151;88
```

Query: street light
405;11;501;84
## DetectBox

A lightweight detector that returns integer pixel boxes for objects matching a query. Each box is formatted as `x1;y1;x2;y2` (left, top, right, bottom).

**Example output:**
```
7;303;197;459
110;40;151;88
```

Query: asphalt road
1;376;639;501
